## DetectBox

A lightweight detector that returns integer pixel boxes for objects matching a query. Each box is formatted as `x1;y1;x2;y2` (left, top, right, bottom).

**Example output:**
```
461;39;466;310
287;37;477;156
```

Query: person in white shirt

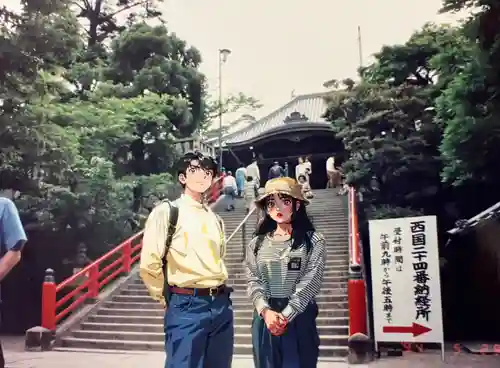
326;156;341;188
223;171;238;211
304;156;312;177
246;159;261;189
295;157;308;182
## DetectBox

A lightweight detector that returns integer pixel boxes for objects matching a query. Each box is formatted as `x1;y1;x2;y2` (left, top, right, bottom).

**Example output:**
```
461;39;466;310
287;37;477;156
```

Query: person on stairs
245;177;326;368
298;174;314;200
268;161;285;180
235;164;247;197
243;175;259;214
223;170;237;211
246;158;261;190
295;156;308;183
139;151;234;368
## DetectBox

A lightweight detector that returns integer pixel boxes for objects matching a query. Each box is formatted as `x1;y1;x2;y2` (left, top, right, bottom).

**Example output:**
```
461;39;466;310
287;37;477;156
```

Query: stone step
80;322;348;336
85;315;348;327
127;281;348;293
228;269;350;278
105;297;349;310
111;293;348;304
68;330;348;347
137;273;349;285
59;338;348;357
96;307;349;318
224;258;349;267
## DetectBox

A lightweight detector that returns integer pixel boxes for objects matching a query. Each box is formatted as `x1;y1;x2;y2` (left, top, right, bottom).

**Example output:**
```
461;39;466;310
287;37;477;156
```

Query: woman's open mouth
276;213;283;218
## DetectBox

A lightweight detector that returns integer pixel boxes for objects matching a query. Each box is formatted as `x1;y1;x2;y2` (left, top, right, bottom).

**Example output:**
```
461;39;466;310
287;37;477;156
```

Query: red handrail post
347;187;373;364
122;240;132;273
348;277;367;335
41;268;57;331
88;264;99;299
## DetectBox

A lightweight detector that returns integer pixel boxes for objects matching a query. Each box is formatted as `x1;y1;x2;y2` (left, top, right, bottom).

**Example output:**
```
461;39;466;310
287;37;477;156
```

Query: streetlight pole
218;48;231;171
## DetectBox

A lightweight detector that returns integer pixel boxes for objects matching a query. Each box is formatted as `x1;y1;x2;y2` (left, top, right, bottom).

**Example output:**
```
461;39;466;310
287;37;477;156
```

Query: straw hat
255;177;309;208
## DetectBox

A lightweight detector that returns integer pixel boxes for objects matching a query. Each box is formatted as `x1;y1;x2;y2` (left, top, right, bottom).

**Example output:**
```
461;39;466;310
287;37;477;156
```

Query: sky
2;0;467;124
160;0;465;123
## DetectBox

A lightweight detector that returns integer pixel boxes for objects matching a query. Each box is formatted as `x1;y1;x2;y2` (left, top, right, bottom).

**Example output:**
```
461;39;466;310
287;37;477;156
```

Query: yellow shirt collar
180;193;206;209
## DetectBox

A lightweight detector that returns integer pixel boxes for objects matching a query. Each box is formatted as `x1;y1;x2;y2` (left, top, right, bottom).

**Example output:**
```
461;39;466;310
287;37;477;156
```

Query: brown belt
168;284;229;297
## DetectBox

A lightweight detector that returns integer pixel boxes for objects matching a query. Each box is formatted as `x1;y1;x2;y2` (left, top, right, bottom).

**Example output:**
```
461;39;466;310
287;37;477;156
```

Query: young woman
245;177;326;368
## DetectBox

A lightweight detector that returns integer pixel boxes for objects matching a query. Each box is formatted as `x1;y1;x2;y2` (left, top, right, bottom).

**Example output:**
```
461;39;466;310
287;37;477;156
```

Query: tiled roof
205;115;256;144
220;92;330;145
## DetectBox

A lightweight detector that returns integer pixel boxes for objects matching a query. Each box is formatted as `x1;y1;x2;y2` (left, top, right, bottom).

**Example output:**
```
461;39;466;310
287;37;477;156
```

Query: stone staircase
57;189;350;359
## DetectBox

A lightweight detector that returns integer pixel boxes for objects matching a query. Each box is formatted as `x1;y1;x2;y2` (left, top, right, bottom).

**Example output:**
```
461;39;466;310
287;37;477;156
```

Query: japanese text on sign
411;220;431;322
380;233;392;323
369;216;444;345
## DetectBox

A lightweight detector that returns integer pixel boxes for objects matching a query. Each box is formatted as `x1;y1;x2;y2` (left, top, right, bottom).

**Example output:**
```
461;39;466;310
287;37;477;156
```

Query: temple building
206;92;344;189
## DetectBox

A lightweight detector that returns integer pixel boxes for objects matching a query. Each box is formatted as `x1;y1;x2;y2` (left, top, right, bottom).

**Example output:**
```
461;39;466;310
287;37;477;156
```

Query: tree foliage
325;18;500;220
0;0;257;262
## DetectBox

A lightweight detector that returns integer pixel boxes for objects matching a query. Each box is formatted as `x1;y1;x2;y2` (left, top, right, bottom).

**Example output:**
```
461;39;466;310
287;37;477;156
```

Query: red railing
41;174;226;331
347;187;368;337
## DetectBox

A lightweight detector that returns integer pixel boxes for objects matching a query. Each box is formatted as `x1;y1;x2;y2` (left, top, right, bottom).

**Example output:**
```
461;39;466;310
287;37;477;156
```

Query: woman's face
265;194;297;224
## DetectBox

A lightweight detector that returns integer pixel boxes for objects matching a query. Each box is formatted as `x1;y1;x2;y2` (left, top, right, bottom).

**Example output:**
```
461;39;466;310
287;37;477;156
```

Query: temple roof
214;92;330;146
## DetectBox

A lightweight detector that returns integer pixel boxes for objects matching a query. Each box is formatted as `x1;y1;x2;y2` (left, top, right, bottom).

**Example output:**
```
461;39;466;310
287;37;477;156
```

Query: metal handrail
226;206;257;244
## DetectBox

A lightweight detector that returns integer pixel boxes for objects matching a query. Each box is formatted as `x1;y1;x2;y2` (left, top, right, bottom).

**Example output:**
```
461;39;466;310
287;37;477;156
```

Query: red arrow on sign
383;322;432;337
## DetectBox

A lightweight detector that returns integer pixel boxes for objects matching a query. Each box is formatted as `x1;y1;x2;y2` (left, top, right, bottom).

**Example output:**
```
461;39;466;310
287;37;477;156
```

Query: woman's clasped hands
262;308;288;336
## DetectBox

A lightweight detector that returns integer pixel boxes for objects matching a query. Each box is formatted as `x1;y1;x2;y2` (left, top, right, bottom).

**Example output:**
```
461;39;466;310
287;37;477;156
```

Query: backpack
161;201;179;304
160;200;224;304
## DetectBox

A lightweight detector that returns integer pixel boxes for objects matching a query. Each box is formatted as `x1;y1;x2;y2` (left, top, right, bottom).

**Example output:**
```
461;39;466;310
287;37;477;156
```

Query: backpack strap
161;201;179;302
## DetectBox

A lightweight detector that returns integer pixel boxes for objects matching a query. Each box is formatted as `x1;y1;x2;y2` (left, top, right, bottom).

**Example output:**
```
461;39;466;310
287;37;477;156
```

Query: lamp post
218;48;231;171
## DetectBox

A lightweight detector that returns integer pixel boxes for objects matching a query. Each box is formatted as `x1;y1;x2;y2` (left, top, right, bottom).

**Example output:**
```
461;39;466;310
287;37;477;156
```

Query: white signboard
369;216;444;346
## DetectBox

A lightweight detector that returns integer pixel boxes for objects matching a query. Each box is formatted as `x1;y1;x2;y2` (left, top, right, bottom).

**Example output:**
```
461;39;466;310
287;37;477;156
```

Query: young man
0;197;27;368
139;151;233;368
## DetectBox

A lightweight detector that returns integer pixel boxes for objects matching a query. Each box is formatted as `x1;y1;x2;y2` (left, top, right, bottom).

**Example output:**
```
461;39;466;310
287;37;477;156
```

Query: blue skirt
251;298;320;368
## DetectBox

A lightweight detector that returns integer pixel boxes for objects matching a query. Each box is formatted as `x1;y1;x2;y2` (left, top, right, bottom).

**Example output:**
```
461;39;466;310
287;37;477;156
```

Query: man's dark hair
176;151;218;178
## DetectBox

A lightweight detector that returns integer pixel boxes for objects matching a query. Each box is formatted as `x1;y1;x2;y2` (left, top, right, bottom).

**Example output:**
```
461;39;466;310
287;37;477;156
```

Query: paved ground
4;337;500;367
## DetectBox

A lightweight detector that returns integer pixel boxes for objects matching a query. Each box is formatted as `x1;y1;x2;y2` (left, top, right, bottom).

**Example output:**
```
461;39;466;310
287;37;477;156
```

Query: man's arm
0;198;27;281
139;202;171;307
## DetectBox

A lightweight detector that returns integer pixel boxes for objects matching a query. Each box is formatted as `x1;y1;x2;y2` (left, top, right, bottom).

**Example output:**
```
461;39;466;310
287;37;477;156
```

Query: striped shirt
245;231;326;322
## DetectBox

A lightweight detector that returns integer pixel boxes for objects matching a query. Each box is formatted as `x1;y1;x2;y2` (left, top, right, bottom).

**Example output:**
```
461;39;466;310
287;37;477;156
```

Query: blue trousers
164;292;234;368
252;298;320;368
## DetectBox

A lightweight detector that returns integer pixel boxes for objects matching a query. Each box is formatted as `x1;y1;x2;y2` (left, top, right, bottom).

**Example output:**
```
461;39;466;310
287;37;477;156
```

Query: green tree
325;25;460;218
72;0;164;47
437;1;500;197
